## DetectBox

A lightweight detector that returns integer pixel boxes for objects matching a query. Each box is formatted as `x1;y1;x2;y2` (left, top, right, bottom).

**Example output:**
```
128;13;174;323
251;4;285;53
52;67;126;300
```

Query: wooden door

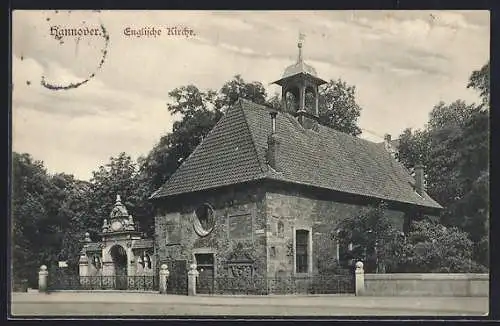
195;254;214;294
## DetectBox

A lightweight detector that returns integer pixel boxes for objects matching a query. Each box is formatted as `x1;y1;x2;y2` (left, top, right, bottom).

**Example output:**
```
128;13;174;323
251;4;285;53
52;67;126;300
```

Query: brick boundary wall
362;273;489;297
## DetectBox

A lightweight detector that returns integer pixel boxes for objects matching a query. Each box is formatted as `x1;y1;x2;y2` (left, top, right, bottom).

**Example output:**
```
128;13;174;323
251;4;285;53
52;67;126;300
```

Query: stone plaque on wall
165;213;181;245
228;213;253;240
165;222;180;245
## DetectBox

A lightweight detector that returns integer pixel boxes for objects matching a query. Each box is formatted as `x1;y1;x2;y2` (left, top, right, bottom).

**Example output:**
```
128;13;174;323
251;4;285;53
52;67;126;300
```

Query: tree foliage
215;74;268;111
87;152;154;237
12;153;86;287
11;152;154;288
336;204;487;273
400;220;487;273
139;75;269;191
318;79;362;136
396;62;489;268
335;202;402;273
467;61;490;106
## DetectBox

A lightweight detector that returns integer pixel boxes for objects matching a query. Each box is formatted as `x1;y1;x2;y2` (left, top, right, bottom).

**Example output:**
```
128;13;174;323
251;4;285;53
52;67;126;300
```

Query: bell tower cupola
272;33;327;129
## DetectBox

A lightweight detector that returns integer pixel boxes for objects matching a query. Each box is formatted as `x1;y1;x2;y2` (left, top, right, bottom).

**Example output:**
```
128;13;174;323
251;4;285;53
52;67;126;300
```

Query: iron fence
48;275;158;291
197;274;355;295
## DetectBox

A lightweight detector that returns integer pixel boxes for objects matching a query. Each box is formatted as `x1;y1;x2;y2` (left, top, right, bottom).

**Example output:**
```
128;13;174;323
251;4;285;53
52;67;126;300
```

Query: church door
110;245;128;290
195;253;214;294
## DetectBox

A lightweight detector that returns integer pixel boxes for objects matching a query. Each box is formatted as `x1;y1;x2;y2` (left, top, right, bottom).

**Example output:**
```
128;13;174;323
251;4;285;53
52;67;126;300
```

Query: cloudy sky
12;10;489;180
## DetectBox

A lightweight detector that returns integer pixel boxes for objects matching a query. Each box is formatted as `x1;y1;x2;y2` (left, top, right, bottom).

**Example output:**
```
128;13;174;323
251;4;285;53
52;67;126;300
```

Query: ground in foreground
10;292;489;317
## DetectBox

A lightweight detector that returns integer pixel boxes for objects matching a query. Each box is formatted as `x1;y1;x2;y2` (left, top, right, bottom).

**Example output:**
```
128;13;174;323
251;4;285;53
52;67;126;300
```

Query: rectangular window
295;230;309;273
270;246;276;258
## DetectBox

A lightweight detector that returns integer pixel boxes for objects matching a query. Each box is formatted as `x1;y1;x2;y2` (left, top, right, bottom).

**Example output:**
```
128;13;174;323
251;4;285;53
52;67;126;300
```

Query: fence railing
197;275;355;295
48;275;157;291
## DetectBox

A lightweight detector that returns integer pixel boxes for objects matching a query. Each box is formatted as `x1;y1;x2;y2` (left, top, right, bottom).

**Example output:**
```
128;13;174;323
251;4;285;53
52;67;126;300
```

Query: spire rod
298;32;306;63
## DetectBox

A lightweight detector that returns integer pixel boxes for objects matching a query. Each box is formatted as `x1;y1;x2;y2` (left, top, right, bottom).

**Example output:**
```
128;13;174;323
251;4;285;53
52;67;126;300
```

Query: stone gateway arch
78;195;156;291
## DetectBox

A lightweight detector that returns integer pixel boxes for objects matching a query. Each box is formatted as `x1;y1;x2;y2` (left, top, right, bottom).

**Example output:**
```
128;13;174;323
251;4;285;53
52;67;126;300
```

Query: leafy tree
139;88;223;191
166;85;218;118
335;203;486;273
397;128;430;170
56;179;92;270
215;74;268;111
318;79;362;136
140;75;268;191
335;202;402;273
396;62;489;268
11;153;84;287
12;153;50;287
467;61;490;106
398;101;487;210
400;220;487;273
87;152;154;237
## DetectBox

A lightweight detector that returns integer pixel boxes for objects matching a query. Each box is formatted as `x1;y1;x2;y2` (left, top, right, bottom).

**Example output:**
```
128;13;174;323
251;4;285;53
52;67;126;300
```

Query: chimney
267;111;281;171
384;133;398;159
414;163;425;196
271;111;277;134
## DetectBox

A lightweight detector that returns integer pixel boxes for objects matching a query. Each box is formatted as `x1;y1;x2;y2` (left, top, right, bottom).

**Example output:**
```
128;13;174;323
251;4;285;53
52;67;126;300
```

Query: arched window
285;90;299;113
304;86;316;115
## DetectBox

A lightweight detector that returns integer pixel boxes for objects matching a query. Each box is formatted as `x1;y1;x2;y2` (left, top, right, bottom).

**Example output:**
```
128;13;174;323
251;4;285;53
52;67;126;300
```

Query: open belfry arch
272;33;327;129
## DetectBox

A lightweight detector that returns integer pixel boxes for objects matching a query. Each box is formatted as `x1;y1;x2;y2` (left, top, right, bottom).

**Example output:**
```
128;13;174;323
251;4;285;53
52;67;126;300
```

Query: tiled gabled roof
150;100;266;199
151;99;442;210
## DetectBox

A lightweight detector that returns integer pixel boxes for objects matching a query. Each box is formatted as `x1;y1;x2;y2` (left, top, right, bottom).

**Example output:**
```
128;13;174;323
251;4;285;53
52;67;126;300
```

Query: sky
12;10;490;181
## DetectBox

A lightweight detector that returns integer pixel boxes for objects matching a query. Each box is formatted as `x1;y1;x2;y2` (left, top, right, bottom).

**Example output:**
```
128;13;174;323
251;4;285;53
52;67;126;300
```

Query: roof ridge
240;99;397;149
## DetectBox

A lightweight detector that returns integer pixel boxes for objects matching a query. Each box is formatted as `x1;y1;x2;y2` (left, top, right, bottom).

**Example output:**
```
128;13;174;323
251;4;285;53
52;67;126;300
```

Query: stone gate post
38;265;48;293
187;263;199;296
159;264;170;294
355;261;365;296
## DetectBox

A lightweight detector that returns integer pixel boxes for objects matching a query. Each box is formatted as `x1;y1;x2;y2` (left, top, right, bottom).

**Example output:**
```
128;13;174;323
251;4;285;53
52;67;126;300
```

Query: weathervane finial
298;32;306;62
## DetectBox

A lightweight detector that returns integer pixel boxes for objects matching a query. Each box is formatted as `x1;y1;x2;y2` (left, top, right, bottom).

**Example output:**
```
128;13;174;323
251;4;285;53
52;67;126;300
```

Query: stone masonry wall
155;181;410;282
154;184;268;278
265;188;405;277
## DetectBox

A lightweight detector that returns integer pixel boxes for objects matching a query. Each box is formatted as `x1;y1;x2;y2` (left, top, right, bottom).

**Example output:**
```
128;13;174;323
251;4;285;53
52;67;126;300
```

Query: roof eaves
149;174;268;198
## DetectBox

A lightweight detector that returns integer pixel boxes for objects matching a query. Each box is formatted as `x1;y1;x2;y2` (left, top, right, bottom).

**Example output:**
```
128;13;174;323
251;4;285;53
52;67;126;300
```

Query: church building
149;39;442;294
